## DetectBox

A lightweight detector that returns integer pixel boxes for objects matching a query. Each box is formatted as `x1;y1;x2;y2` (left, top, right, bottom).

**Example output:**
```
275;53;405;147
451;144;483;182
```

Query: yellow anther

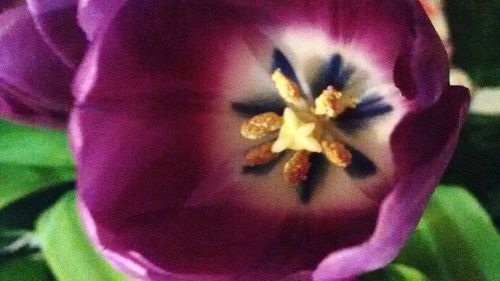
245;141;280;167
241;112;283;140
321;140;352;167
271;108;322;153
271;69;303;106
283;150;311;184
314;86;342;117
314;86;357;118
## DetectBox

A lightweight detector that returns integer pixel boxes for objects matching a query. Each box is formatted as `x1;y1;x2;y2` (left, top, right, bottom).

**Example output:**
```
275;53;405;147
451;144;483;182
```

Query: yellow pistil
314;86;357;118
245;141;279;167
321;140;352;167
271;69;303;106
271;108;322;153
284;150;311;184
241;112;283;140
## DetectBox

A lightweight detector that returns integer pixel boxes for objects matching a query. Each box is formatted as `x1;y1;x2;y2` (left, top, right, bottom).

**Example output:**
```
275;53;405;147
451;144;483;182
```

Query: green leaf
0;228;37;259
0;119;75;208
0;182;74;230
0;165;74;209
0;254;53;281
0;229;51;281
396;186;500;281
0;228;52;280
361;264;428;281
443;113;500;226
0;119;74;167
36;191;127;281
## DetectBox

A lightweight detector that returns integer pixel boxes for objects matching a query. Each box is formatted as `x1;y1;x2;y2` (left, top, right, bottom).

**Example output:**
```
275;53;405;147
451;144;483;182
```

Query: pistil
271;108;322;153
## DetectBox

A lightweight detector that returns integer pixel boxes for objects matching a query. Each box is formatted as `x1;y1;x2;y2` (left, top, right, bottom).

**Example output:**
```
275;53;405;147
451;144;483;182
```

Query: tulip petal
0;6;73;127
313;86;470;280
392;0;449;108
0;81;67;127
76;0;126;41
26;0;88;68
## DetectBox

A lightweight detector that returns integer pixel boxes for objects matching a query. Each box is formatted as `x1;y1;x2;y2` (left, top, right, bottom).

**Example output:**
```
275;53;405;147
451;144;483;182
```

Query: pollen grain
271;69;303;106
314;86;357;118
241;112;283;140
321;140;352;167
283;150;311;184
245;141;280;167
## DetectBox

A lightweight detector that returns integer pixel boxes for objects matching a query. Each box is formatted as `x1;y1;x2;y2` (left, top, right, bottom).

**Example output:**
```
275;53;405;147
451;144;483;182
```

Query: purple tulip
0;0;86;127
1;0;470;280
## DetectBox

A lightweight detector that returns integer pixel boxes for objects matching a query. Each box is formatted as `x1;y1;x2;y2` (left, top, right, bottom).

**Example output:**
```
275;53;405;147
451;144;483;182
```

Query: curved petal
72;0;461;280
0;6;73;127
0;81;67;127
313;86;470;280
393;0;449;108
26;0;88;68
76;0;126;41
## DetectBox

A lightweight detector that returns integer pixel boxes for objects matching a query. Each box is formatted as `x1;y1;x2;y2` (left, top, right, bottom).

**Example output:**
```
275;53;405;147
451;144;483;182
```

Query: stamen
314;86;357;118
321;140;352;167
241;112;283;140
283;150;311;184
314;86;342;117
271;69;303;106
245;141;280;167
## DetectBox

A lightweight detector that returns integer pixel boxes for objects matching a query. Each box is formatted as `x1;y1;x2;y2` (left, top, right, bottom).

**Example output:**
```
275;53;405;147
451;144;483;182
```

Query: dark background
444;0;500;226
446;0;499;86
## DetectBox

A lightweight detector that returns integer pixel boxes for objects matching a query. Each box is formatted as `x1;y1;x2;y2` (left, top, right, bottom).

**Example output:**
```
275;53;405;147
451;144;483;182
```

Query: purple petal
0;80;67;127
0;6;73;127
313;86;470;280
76;0;126;41
393;0;449;108
26;0;88;68
282;271;357;281
71;0;465;279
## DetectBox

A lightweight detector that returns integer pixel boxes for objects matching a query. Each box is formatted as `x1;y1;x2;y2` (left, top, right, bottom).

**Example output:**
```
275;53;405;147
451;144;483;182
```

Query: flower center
240;69;358;185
